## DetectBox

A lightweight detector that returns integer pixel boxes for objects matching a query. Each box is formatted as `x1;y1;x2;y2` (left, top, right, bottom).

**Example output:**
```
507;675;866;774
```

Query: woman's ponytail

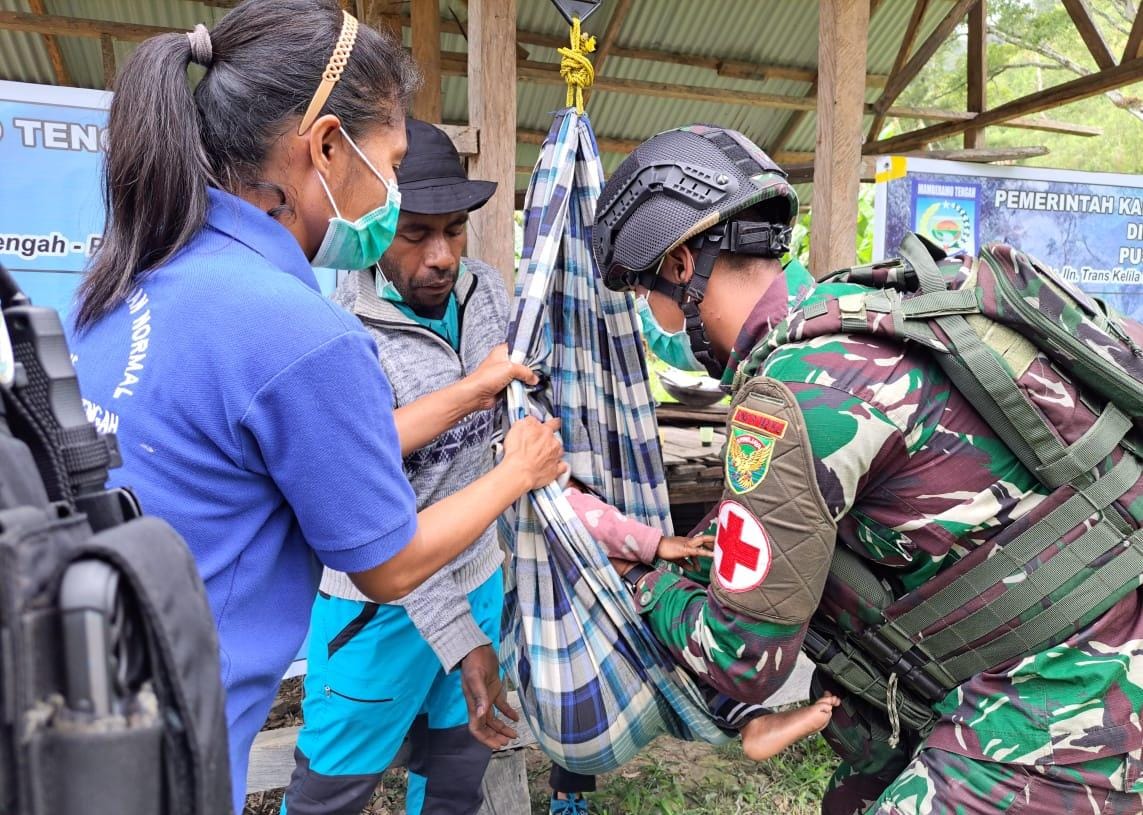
76;31;214;330
76;0;418;330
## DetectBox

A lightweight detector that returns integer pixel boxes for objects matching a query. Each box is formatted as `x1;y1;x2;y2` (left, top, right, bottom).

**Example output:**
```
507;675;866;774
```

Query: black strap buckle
621;562;655;594
726;221;792;259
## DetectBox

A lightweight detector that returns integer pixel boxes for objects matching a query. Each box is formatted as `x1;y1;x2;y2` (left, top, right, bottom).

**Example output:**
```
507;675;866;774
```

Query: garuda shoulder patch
725;405;787;495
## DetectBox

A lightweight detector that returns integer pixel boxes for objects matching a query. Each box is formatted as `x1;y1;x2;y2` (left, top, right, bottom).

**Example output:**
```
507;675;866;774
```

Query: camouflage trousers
816;675;1143;815
834;748;1143;815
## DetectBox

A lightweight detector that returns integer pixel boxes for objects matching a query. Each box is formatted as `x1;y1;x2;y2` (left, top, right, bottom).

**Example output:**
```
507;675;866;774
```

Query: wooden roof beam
868;0;930;141
423;10;891;88
439;51;1099;140
0;6;890;91
965;0;986;148
784;145;1050;185
25;0;71;86
517;127;639;154
867;57;1143;154
591;0;633;74
771;80;816;152
0;10;176;41
0;8;1106;145
442;50;824;110
1124;4;1143;62
874;0;979;122
1062;0;1115;70
888;104;1100;136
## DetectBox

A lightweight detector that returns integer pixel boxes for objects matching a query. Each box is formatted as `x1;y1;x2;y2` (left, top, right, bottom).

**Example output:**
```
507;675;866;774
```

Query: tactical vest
0;266;232;814
731;234;1143;741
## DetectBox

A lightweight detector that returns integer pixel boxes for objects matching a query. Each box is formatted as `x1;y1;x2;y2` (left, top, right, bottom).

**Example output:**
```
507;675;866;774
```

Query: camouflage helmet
593;124;799;292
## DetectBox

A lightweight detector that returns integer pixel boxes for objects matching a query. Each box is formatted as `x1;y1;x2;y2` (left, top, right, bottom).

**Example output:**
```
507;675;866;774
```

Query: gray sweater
320;259;509;671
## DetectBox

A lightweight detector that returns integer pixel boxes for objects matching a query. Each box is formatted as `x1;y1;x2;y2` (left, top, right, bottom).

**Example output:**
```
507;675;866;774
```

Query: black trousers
548;765;596;794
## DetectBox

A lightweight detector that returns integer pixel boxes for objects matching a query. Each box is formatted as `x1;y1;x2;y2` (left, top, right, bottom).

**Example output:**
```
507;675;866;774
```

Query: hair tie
187;24;213;68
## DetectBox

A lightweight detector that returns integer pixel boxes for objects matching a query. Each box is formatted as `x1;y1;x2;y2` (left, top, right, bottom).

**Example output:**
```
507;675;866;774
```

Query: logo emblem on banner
714;500;772;592
725;405;787;495
912;178;980;257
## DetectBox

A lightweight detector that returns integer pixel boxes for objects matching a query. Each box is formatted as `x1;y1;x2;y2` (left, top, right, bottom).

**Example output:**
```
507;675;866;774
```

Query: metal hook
549;0;603;26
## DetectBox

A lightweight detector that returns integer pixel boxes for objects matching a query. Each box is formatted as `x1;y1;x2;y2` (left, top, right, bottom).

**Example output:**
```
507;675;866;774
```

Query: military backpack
733;234;1143;743
0;264;232;814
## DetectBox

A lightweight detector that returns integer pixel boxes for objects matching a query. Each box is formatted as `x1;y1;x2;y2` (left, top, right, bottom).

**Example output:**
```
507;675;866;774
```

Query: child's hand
657;534;714;572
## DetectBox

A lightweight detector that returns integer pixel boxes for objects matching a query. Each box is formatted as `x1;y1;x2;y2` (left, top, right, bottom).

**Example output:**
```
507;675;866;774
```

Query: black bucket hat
397;119;497;215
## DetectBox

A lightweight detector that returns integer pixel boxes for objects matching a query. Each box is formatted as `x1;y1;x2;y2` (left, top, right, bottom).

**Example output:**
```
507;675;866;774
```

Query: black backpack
0;264;232;814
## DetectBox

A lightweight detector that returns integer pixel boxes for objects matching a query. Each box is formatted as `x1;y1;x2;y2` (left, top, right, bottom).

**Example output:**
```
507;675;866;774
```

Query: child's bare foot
740;693;841;762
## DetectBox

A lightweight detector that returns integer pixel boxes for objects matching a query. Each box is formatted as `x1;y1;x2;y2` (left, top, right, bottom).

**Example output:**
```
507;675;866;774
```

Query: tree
887;0;1143;174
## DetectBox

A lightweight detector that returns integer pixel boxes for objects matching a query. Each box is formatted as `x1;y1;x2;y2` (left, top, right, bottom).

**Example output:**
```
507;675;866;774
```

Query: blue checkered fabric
499;109;729;775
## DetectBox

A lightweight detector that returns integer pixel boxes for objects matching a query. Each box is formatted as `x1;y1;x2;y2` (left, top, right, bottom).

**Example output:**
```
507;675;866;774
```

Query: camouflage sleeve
637;375;906;704
634;569;805;702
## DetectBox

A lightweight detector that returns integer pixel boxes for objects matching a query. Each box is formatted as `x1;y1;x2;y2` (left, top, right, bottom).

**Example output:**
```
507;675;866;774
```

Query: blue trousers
281;574;503;815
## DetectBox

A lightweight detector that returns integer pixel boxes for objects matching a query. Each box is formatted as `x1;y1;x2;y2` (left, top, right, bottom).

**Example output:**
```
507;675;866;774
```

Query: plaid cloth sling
499;109;730;775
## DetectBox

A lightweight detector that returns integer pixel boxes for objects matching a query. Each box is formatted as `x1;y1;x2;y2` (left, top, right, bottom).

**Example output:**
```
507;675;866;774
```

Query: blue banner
0;81;109;317
874;156;1143;321
0;80;338;321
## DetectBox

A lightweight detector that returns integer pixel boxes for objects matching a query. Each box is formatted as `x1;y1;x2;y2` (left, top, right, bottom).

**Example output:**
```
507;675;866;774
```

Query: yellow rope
558;16;596;114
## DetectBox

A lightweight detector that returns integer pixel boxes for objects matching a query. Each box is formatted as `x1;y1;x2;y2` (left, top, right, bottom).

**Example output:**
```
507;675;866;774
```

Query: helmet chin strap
642;223;727;380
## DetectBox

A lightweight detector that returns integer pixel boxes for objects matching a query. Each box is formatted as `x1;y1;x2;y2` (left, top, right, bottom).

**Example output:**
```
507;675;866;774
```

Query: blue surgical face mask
375;269;402;303
311;129;401;270
636;296;704;372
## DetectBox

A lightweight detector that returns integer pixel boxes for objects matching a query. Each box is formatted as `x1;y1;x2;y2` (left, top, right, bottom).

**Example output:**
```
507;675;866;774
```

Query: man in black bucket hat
282;119;538;815
399;118;498;215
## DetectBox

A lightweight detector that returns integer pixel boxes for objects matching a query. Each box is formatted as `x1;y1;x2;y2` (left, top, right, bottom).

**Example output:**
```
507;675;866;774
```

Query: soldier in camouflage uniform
592;125;1143;815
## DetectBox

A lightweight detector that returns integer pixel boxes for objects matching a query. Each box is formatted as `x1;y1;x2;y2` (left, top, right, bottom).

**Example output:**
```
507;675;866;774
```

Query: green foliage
786;208;812;268
855;185;875;265
785;184;876;269
884;0;1143;174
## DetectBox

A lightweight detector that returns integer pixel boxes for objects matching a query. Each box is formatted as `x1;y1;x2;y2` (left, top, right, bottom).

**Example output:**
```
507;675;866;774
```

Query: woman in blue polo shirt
69;1;564;809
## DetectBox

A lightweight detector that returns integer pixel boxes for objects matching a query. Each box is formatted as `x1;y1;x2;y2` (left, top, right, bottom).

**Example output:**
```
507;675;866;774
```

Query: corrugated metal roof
0;0;54;84
0;0;1068;194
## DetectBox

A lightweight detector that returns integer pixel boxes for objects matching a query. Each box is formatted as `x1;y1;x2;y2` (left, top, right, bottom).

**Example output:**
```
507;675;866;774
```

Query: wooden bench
660;423;727;506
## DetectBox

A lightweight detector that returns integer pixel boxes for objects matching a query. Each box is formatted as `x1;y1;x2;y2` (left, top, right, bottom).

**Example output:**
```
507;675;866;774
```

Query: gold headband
297;10;360;135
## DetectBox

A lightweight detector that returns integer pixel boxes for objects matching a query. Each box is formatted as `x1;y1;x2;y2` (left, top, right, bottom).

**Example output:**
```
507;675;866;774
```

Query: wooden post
100;34;116;90
466;0;517;293
811;0;870;279
360;0;401;39
27;0;70;86
411;0;442;121
965;0;986;148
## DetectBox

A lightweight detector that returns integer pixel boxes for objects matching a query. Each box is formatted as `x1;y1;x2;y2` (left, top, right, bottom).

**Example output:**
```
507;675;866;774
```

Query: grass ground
247;736;837;815
526;732;837;815
243;679;838;815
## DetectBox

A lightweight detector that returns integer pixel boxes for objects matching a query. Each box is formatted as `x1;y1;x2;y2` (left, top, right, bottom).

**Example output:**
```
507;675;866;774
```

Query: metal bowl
658;371;726;408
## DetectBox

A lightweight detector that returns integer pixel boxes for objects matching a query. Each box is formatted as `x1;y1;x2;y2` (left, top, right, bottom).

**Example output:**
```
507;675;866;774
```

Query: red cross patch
714;500;772;593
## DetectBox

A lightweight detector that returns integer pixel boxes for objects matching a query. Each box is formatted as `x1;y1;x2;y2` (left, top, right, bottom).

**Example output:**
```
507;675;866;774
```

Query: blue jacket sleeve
238;328;418;573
